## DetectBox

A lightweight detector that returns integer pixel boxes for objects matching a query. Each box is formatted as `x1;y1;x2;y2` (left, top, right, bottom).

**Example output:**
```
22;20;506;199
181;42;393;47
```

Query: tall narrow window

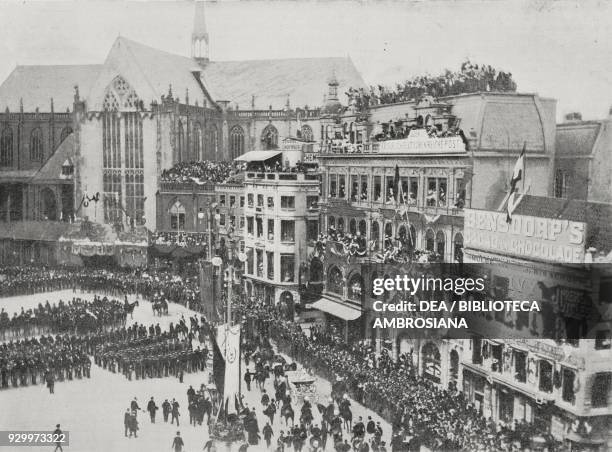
30;128;44;162
301;125;313;141
169;201;186;230
177;121;185;163
261;124;279;150
59;126;73;143
0;127;13;167
230;125;245;159
193;123;203;161
102;111;122;223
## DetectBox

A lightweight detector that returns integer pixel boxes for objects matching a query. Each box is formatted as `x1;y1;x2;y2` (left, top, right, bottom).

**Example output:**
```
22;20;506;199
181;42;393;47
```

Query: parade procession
1;0;612;451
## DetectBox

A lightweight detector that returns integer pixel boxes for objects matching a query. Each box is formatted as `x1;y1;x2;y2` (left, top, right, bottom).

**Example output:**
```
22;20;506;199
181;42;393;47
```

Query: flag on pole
506;142;526;223
393;165;400;202
509;142;526;193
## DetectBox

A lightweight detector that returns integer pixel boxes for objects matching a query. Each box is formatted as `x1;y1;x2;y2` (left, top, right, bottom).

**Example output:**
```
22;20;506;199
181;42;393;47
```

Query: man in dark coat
171;398;180;426
171;431;184;452
263;422;274;448
366;416;376;438
130;397;141;418
147;397;158;423
162;399;171;422
244;369;252;391
123;409;131;437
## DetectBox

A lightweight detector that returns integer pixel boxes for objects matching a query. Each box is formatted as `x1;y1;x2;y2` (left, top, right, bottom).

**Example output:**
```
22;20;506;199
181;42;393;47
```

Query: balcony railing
245;172;320;182
159;181;216;192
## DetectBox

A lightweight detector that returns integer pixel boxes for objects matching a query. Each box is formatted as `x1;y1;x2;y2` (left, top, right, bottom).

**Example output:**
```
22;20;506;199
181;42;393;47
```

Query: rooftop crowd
160;161;243;184
345;60;517;110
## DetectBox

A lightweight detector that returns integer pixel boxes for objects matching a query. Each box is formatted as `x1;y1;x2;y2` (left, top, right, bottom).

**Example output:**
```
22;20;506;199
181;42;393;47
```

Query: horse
152;300;168;317
340;400;352;431
123;300;139;319
281;403;294;427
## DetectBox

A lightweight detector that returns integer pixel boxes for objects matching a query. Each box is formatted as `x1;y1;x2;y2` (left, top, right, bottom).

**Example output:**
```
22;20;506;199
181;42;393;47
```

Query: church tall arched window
230;125;245;159
177;121;185;163
301;125;313;142
30;128;44;162
1;127;13;167
169;201;186;231
193;123;203;161
261;124;278;150
59;126;73;143
207;125;218;160
103;76;141;111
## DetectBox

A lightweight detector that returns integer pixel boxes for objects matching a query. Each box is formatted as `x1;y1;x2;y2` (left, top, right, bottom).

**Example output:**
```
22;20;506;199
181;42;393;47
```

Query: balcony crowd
160;160;243;184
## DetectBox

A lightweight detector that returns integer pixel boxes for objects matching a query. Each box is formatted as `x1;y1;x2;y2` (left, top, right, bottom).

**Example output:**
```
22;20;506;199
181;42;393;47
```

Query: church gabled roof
199;57;366;110
86;37;217;110
31;134;75;184
0;64;102;112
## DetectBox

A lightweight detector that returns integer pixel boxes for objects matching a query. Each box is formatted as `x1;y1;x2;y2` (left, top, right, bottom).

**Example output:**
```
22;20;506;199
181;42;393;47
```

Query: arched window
436;231;445;257
370;221;380;250
349;219;357;235
169;201;186;231
348;273;364;301
337;218;345;233
358;220;367;236
207;125;218;160
0;127;13;167
261;124;278;150
453;233;464;263
103;76;140;111
193;123;203;161
30;128;44;162
328;216;335;231
410;225;417;247
230;125;245;159
398;225;407;240
301;125;313;142
384;222;393;238
177;121;185;163
327;266;344;296
59;126;73;143
425;229;435;251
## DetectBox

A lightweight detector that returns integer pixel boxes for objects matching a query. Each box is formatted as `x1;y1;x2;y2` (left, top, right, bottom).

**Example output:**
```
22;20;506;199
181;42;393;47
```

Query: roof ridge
208;56;352;64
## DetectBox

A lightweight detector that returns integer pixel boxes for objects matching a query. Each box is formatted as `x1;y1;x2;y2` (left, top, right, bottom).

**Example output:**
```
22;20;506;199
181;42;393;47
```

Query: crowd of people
0;334;91;391
93;324;208;381
235;297;556;452
160;161;243;184
0;266;202;312
0;264;556;450
0;296;127;340
151;231;209;248
345;60;517;110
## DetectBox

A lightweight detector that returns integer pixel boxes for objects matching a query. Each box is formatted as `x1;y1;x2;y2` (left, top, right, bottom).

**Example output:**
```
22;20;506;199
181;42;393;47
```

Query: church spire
191;0;210;64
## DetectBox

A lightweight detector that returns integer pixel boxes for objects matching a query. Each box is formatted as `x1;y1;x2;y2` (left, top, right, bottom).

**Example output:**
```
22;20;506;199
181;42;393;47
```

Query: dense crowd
314;229;442;265
0;296;127;340
93;323;208;381
0;334;91;391
160;161;243;184
346;60;517;110
235;297;556;452
0;266;201;312
152;231;209;248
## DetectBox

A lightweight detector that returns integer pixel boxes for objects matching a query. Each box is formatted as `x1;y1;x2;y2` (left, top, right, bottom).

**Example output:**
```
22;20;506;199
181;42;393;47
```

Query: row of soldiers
0;335;91;390
0;295;126;340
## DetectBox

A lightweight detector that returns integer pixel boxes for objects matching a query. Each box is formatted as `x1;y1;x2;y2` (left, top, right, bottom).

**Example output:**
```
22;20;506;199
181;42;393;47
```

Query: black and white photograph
0;0;611;451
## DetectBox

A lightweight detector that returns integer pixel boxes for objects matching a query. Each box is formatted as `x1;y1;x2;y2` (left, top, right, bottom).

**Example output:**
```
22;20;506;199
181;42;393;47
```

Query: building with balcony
460;198;612;450
239;152;320;314
312;89;557;347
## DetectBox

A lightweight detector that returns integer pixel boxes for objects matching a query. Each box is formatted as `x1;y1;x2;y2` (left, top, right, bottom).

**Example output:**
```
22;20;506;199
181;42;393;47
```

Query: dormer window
61;158;74;177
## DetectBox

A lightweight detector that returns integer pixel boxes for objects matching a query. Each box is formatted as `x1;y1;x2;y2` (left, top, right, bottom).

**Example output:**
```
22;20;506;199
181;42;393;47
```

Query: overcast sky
0;0;611;120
